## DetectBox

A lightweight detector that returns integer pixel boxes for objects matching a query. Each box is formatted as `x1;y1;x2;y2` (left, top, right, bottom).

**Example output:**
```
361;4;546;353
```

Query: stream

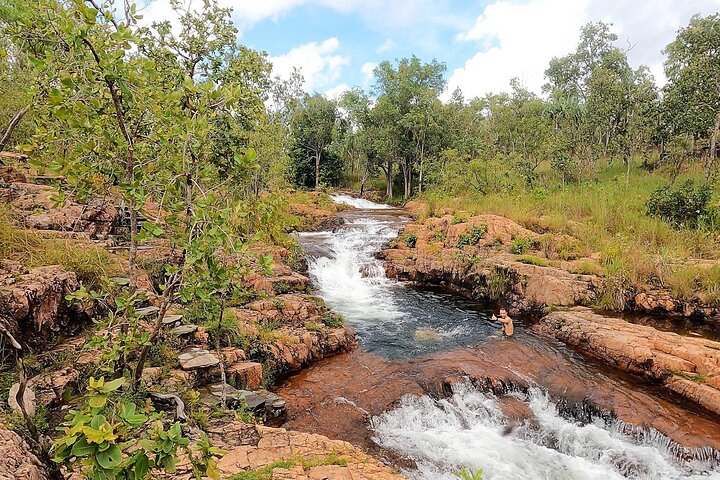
281;194;720;480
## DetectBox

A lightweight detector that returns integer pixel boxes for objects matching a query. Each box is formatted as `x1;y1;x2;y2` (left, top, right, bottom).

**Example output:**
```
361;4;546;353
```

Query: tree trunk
0;104;29;154
705;112;720;182
418;141;425;194
385;160;393;199
314;152;320;190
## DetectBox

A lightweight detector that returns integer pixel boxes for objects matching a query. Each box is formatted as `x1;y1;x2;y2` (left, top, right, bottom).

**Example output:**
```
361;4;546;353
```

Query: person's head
499;308;508;318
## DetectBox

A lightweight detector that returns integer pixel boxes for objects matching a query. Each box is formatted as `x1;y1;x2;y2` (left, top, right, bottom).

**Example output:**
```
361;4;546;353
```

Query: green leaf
96;444;122;469
88;394;108;409
134;453;149;479
70;437;96;457
101;377;126;393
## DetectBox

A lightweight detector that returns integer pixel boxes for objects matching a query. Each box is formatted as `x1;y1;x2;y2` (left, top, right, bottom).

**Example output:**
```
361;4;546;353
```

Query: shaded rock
136;306;160;318
533;309;720;415
162;314;183;326
0;265;82;345
0;165;27;183
178;348;220;370
27;366;79;408
0;425;47;480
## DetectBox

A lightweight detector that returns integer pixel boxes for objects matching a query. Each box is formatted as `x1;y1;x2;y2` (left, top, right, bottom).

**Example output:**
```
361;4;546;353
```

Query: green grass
672;371;708;384
516;255;548;267
423;159;720;308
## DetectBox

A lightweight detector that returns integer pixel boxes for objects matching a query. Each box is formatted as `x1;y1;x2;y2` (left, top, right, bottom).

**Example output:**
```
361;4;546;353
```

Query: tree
290;93;338;189
664;14;720;180
372;56;446;198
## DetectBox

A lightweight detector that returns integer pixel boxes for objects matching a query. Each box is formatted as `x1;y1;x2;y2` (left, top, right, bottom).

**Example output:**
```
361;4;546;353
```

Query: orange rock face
203;422;404;480
533;309;720;415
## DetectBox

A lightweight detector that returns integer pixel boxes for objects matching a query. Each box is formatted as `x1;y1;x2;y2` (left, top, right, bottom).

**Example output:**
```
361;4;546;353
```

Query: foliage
52;376;222;480
646;180;715;228
516;255;548;267
454;466;483;480
457;224;487;247
510;236;540;254
405;233;418;248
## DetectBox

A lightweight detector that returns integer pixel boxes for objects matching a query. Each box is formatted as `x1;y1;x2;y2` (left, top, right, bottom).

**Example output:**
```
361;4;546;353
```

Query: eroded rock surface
0;425;48;480
0;265;83;344
382;214;602;314
204;422;404;480
533;309;720;415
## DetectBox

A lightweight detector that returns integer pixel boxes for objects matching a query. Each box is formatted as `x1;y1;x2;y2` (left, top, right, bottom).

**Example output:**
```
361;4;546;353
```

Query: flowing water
289;194;720;480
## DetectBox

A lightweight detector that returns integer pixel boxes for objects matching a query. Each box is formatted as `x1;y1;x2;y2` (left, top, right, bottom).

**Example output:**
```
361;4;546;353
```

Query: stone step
226;361;263;390
171;323;198;336
178;348;220;370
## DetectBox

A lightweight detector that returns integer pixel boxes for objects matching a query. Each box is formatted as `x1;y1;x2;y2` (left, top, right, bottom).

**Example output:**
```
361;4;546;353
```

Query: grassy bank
416;161;720;308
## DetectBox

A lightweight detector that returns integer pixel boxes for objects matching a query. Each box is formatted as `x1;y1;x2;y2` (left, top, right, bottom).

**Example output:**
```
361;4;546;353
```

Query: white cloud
446;0;720;100
324;83;351;100
361;61;377;84
376;39;397;53
270;37;350;93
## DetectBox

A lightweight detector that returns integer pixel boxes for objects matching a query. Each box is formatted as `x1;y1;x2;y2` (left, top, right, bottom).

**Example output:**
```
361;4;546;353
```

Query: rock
414;327;441;342
533;309;720;415
27;366;79;408
0;182;119;238
205;423;405;480
0;425;47;480
171;324;198;336
0;165;27;183
0;265;82;345
162;314;184;326
227;361;263;390
178;348;220;370
136;306;160;318
7;383;36;417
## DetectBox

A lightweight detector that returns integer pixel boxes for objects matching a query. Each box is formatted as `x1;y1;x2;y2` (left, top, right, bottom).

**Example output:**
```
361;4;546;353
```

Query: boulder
533;309;720;415
227;361;263;390
0;425;47;480
171;324;198;336
0;265;82;345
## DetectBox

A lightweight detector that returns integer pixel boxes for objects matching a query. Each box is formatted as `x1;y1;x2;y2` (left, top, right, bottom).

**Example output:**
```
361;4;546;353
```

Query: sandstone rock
533;309;720;415
8;383;36;416
0;425;47;480
178;348;220;370
27;366;79;408
0;265;82;344
203;422;404;480
227;361;263;390
0;165;27;183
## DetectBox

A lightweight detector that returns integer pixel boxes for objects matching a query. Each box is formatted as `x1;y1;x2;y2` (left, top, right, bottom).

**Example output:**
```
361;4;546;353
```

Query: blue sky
144;0;720;99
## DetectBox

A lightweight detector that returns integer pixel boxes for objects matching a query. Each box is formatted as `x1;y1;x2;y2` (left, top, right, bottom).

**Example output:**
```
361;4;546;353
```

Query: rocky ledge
0;425;47;480
533;309;720;416
381;213;602;314
196;421;404;480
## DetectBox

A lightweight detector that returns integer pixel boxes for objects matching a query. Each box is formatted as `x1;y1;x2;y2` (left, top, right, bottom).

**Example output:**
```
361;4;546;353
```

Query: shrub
488;267;512;300
457;224;487;247
322;313;344;328
646;180;715;229
405;233;417;248
510;235;540;254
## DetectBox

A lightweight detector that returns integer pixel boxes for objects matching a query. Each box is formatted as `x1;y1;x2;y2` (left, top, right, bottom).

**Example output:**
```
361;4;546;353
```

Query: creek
280;194;720;480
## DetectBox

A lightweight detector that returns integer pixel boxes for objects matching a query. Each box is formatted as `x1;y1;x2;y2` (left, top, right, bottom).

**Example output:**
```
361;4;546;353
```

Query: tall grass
0;209;122;288
424;160;720;306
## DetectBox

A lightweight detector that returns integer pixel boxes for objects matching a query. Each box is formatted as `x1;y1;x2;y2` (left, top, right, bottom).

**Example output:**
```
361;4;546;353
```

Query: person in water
491;308;514;336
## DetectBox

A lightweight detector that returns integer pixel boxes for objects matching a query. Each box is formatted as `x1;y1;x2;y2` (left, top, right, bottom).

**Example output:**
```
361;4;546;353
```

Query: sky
141;0;720;100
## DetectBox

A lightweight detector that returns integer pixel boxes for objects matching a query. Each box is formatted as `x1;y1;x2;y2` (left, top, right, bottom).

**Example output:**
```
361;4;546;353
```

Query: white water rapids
298;194;720;480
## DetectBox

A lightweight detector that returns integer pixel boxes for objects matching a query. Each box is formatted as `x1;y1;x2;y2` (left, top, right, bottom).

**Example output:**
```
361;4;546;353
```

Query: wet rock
533;309;720;415
633;289;720;319
8;383;36;416
178;348;220;370
0;425;47;480
0;265;83;345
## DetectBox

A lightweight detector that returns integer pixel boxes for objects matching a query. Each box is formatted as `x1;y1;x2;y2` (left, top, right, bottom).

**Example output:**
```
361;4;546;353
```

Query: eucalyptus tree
372;56;446;198
290;93;338;189
663;13;720;180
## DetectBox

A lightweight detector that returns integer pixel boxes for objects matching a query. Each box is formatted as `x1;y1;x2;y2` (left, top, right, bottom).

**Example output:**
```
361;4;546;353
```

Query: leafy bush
510;235;540;254
322;313;344;328
454;467;483;480
457;224;487;247
646;180;715;229
405;233;418;248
